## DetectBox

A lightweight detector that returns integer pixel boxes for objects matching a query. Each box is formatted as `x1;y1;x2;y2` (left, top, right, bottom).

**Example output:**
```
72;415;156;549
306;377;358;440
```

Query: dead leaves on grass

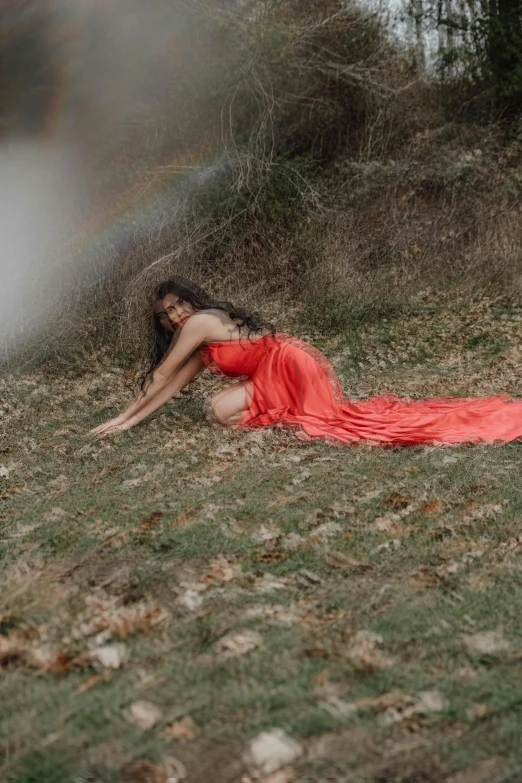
244;598;322;629
410;539;492;588
319;688;447;727
0;628;128;674
72;590;169;642
305;628;395;669
1;486;22;501
0;586;166;676
177;555;242;611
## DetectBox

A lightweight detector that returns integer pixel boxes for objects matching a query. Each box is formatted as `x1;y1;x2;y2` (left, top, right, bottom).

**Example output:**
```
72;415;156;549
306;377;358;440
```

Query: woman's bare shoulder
187;309;228;327
181;309;230;338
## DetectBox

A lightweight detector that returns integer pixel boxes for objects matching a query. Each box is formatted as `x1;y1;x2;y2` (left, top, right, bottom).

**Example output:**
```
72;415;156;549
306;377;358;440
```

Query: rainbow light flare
3;0;228;265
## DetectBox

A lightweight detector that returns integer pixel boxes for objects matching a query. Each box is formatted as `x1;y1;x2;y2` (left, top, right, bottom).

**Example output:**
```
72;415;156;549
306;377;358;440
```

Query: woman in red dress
91;278;522;445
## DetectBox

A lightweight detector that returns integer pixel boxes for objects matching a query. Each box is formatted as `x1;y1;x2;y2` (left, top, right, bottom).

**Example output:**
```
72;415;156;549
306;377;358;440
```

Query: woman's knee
203;396;223;424
204;383;248;425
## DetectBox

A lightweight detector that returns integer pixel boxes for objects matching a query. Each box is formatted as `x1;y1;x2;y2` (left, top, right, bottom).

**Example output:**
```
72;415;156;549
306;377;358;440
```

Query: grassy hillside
2;289;522;782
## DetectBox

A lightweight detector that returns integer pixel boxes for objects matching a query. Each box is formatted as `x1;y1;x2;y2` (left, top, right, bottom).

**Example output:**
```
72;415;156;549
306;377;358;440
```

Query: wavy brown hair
142;277;273;388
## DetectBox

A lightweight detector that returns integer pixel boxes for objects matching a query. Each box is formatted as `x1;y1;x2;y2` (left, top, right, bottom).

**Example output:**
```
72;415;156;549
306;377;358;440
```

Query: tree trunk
413;0;426;71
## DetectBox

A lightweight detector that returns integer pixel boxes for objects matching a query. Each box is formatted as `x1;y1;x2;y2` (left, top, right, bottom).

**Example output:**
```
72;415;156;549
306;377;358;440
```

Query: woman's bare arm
91;352;204;437
123;351;204;429
90;317;211;437
118;327;183;422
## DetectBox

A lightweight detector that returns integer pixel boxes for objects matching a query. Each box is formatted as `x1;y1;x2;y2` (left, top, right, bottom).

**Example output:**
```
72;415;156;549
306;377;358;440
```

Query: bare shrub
299;127;522;330
4;2;521;371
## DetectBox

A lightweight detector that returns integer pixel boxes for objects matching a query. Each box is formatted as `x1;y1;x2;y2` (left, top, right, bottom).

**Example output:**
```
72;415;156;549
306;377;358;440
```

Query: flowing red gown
198;332;522;446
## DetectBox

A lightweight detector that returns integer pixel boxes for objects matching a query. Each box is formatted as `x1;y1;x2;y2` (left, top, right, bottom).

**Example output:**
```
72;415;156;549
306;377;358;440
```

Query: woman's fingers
90;422;117;437
93;426;119;439
90;417;122;436
90;424;110;436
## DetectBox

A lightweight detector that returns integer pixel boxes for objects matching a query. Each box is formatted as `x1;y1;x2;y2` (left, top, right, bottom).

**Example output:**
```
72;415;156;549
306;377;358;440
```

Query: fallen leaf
415;690;447;713
357;690;413;712
76;672;113;693
419;500;444;515
253;551;287;563
178;589;204;611
125;700;163;731
463;630;510;655
89;643;128;670
118;757;186;783
373;539;401;554
304;644;333;660
280;532;303;551
163;756;187;780
253;574;288;593
297;569;321;585
319;695;358;718
44;507;68;522
118;760;167;783
136;511;163;532
215;630;262;658
48;474;68;493
410;568;439;587
245;729;303;775
466;703;495;721
385;492;409;509
326;552;371;571
31;647;78;675
345;630;394;670
444;757;506;783
371;513;403;532
161;715;198;742
121;477;143;488
261;770;296;783
308;521;342;541
245;604;303;625
201;555;241;586
172;507;200;528
251;523;283;545
337;689;446;726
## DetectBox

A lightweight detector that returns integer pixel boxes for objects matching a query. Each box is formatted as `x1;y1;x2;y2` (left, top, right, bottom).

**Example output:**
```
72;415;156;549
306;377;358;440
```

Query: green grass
2;290;522;782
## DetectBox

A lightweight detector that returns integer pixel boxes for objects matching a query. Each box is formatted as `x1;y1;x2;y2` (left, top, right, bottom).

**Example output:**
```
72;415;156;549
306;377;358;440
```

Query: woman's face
154;293;195;331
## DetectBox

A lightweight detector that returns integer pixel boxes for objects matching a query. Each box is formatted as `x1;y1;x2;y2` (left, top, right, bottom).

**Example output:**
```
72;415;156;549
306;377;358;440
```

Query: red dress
199;333;522;446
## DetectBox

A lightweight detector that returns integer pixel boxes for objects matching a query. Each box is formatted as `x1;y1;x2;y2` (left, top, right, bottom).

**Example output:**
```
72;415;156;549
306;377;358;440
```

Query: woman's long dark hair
141;277;273;388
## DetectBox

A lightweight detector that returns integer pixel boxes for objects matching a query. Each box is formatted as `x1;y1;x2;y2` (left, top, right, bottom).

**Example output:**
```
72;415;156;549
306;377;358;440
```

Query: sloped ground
1;289;522;783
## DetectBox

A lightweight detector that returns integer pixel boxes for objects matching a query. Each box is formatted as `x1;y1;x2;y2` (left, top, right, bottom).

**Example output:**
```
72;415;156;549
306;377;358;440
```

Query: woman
91;278;522;445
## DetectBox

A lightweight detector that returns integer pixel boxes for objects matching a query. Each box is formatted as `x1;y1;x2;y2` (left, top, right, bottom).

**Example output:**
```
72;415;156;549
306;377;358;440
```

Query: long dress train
198;333;522;446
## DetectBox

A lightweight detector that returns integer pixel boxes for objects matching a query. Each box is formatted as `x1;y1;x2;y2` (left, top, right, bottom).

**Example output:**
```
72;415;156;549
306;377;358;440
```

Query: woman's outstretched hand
90;414;128;438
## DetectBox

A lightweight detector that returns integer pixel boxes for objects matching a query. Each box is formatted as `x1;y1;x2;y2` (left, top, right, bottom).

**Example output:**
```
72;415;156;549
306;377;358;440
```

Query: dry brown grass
299;125;522;330
3;3;522;372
